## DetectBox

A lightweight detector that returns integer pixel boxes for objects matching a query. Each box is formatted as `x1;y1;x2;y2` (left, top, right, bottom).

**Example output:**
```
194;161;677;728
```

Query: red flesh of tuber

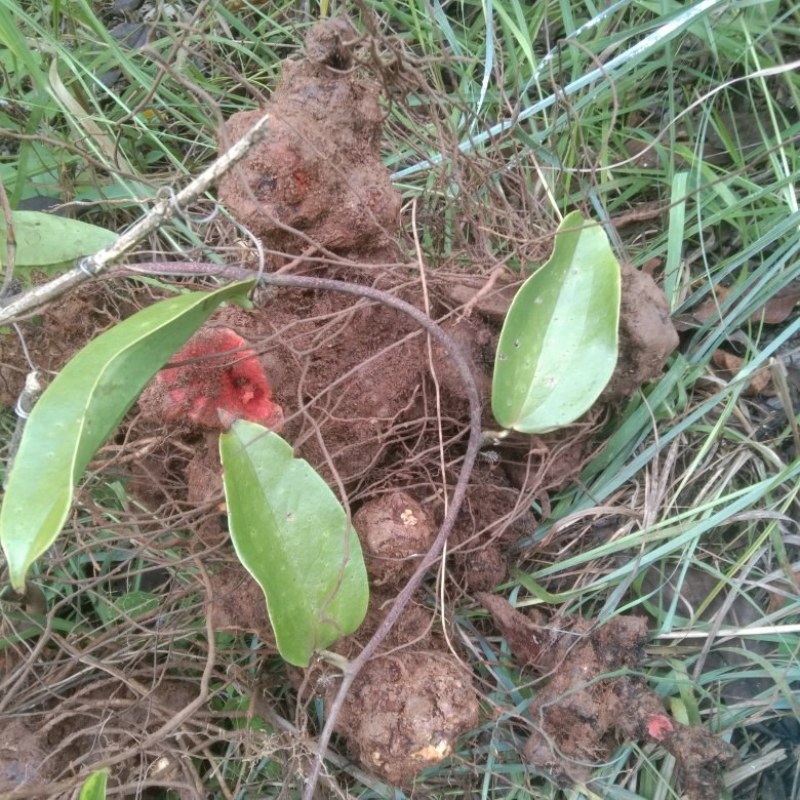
646;714;675;742
155;328;283;430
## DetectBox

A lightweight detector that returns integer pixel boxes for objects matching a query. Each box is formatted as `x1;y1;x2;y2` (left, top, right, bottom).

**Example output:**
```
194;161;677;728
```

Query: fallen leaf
692;282;800;327
755;282;800;324
711;350;773;396
692;286;732;325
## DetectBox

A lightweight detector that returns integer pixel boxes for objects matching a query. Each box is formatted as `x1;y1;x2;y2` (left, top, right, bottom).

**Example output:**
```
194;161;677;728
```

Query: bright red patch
646;714;674;741
156;328;283;431
292;168;310;197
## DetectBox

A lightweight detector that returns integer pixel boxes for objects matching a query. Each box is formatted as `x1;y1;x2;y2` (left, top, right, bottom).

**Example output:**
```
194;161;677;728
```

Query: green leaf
0;211;117;272
79;769;109;800
492;211;621;433
0;281;255;590
220;421;369;667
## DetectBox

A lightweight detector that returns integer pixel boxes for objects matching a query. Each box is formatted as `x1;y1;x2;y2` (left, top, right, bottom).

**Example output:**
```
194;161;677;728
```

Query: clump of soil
218;17;401;256
446;462;537;591
602;260;680;399
430;316;495;416
354;491;436;587
324;649;479;786
354;589;438;651
185;434;223;507
480;594;737;799
207;567;276;646
292;590;478;786
0;282;145;409
215;293;430;487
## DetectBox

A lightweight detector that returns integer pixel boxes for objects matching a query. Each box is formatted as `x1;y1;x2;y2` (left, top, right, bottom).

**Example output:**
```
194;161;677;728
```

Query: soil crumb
479;595;737;798
218;18;401;255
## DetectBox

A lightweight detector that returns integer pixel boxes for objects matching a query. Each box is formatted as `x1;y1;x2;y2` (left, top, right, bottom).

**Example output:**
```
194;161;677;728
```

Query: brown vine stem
121;260;483;799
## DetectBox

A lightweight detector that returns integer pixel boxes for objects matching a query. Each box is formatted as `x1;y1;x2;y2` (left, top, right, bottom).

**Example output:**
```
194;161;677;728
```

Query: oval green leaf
1;210;117;272
220;420;369;667
492;211;621;432
79;769;109;800
0;280;255;590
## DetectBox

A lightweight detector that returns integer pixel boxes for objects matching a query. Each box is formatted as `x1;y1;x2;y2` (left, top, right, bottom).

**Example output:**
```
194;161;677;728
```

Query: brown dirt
0;281;146;409
300;587;438;663
200;292;427;489
207;567;276;646
0;719;49;789
479;595;737;799
218;16;400;257
446;463;537;591
0;673;202;799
